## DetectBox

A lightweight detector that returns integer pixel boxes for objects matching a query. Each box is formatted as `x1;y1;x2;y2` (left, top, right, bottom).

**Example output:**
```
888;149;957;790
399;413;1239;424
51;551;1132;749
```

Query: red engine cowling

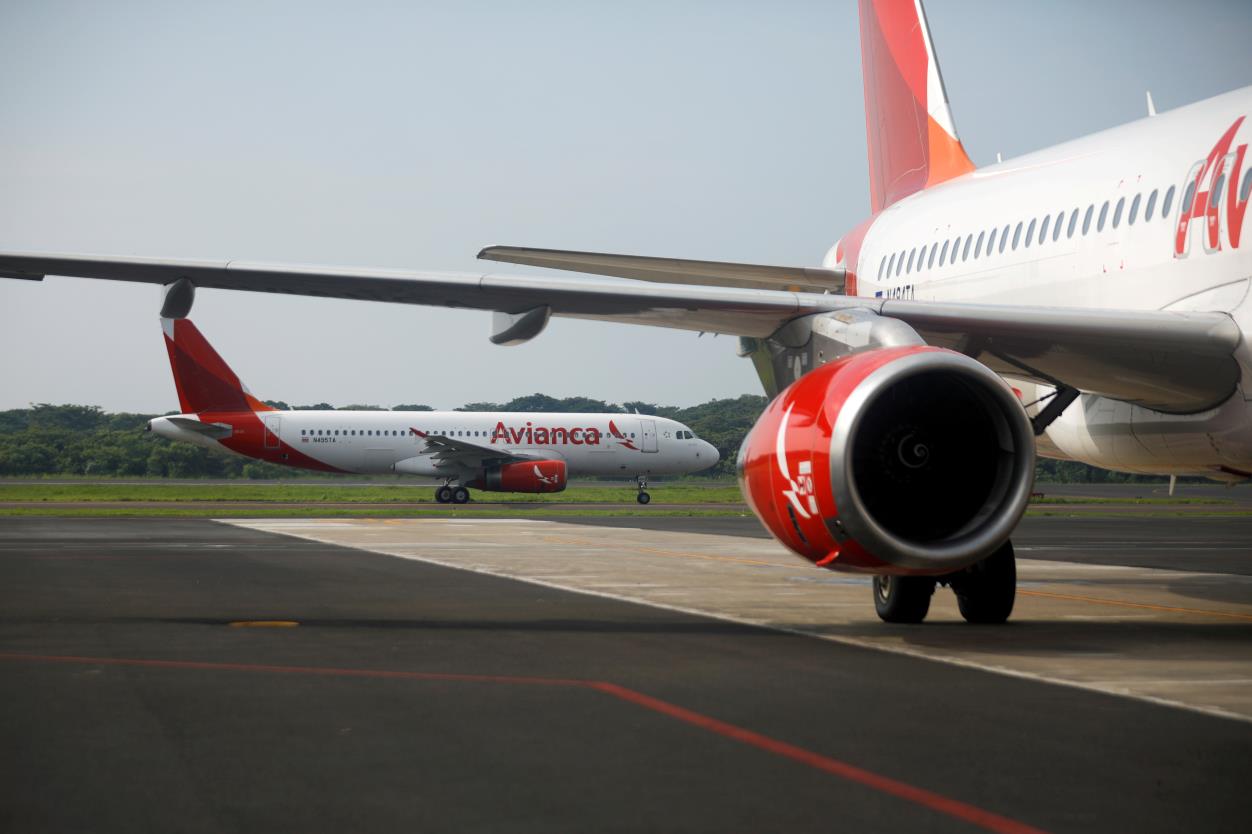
737;346;1035;575
471;459;567;493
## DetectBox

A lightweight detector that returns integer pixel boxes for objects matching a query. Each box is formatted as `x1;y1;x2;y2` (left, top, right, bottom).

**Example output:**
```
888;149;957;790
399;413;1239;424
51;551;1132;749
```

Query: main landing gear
434;483;470;504
635;475;651;505
872;540;1016;625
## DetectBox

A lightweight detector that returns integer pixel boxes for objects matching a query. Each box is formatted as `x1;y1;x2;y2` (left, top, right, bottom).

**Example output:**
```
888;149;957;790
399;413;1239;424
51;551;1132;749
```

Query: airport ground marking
0;651;1048;834
1018;589;1252;621
221;519;1252;725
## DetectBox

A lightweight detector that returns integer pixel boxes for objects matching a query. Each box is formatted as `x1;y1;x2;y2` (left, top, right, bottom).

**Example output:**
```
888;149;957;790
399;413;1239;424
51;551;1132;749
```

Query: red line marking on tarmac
0;652;1048;834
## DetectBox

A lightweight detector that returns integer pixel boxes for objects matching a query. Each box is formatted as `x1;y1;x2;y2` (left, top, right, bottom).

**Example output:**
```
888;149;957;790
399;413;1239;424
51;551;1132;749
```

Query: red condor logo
1175;116;1249;257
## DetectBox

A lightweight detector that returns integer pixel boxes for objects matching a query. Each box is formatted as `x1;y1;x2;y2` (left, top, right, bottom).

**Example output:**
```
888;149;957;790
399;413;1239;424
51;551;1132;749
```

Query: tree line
0;400;1179;483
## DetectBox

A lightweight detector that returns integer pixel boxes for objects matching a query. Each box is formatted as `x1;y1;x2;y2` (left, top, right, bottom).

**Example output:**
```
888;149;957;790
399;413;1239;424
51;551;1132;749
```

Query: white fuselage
154;409;718;479
833;87;1252;479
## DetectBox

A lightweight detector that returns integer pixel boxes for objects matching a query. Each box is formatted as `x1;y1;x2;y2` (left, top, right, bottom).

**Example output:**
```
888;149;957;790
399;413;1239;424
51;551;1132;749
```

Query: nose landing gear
636;475;651;505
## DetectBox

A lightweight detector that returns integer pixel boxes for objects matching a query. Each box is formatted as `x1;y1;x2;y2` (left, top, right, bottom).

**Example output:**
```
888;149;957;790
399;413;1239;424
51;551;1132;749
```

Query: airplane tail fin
858;0;974;213
160;318;274;415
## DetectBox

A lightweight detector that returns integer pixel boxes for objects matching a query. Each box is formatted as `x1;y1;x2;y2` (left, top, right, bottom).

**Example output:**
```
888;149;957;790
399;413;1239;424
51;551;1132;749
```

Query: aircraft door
263;415;282;449
640;419;658;453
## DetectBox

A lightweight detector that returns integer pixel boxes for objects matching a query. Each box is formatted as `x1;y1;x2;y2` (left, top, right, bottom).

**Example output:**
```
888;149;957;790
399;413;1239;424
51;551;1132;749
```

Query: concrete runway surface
1;516;1249;833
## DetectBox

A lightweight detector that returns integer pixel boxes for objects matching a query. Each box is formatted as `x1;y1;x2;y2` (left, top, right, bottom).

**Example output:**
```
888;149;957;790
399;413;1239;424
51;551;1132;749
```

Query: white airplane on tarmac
4;0;1251;624
148;317;719;504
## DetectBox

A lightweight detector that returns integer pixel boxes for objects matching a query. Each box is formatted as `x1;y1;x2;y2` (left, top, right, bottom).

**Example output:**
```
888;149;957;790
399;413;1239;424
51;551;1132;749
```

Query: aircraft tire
452;486;470;504
872;575;934;623
636;491;651;505
951;540;1016;625
435;486;452;504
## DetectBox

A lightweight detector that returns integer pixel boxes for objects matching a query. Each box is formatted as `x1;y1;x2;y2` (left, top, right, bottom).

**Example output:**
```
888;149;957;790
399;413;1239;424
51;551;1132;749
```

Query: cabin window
1181;181;1196;214
1039;215;1051;244
1145;190;1158;221
1012;222;1023;250
1112;196;1125;228
939;240;950;265
961;235;972;261
317;430;323;436
999;224;1010;253
907;248;916;273
301;430;306;436
1067;208;1079;238
1025;218;1036;247
926;243;938;269
885;253;896;277
1211;174;1226;208
1241;169;1252;203
1162;185;1176;218
1128;194;1141;225
878;257;886;280
1082;204;1094;235
974;231;985;258
895;251;904;277
1097;201;1109;232
986;227;997;254
917;244;928;270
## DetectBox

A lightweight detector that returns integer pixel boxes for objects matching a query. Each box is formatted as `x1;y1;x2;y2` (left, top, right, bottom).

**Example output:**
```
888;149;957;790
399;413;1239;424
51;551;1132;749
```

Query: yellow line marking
1019;590;1252;621
228;620;300;628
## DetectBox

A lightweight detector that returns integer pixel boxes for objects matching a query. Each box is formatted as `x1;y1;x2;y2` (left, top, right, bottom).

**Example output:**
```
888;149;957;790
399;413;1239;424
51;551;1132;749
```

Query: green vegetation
0;505;754;519
0;401;1211;484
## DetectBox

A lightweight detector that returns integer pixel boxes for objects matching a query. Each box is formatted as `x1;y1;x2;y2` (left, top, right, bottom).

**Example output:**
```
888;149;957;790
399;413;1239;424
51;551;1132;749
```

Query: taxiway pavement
1;516;1249;833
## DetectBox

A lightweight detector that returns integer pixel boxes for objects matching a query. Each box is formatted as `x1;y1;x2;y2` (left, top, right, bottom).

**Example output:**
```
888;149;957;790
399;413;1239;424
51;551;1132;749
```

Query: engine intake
737;346;1034;574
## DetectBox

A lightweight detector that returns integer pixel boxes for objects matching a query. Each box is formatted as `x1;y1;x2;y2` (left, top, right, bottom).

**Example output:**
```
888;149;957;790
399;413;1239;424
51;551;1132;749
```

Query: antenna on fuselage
1146;90;1157;117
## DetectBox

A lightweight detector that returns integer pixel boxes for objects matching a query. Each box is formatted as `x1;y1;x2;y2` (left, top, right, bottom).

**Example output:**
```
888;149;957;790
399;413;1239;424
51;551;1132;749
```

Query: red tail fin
858;0;974;213
160;318;273;414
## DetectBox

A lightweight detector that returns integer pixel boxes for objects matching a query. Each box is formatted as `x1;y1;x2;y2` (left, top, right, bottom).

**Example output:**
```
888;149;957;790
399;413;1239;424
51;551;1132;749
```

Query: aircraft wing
477;246;845;294
1;250;1241;413
409;428;531;470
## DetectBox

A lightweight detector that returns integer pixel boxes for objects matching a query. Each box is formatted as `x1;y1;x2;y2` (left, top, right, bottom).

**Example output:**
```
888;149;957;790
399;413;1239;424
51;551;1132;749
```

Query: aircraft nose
702;440;720;466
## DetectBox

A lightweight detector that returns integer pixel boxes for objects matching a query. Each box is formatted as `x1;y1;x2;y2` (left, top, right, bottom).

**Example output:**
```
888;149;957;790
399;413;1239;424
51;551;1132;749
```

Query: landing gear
872;575;936;623
635;475;651;505
435;483;470;504
950;540;1016;624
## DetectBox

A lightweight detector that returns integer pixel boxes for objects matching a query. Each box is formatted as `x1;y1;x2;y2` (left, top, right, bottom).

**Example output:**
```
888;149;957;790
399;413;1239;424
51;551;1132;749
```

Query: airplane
3;0;1250;624
148;316;719;503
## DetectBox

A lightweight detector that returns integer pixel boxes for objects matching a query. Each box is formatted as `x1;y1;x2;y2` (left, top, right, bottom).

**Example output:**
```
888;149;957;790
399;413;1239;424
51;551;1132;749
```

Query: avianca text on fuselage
489;421;602;446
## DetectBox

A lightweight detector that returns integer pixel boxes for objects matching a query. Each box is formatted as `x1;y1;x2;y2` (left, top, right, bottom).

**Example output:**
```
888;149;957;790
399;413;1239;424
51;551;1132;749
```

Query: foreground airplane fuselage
834;87;1252;479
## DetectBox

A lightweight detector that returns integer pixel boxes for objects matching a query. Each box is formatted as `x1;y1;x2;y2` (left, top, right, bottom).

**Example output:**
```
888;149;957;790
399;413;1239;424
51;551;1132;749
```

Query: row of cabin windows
876;181;1201;281
296;428;640;440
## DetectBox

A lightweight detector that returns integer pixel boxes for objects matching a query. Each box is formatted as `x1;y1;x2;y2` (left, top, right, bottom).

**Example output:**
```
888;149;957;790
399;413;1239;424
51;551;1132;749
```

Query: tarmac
1;515;1249;833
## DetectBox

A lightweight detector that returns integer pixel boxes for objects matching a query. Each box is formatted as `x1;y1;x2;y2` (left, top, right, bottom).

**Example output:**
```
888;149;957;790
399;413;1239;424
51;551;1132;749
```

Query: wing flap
477;246;845;294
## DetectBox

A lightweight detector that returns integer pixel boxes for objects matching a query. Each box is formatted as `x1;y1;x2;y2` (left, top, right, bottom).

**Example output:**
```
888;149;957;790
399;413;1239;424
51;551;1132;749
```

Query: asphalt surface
556;515;1252;576
1;517;1249;833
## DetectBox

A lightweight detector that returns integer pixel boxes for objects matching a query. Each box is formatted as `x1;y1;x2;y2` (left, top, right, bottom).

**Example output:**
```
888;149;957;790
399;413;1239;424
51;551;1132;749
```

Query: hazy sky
2;0;1250;412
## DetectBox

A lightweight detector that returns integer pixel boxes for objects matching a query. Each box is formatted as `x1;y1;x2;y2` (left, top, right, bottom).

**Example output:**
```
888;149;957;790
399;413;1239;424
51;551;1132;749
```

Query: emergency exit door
640;419;658;452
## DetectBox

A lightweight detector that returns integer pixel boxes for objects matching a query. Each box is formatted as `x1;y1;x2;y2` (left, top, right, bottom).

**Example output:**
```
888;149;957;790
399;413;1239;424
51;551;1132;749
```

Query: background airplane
3;0;1249;624
151;317;718;503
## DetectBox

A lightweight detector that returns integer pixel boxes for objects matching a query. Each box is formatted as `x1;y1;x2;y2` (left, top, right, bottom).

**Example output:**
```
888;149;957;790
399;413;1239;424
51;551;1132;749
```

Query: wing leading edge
1;249;1240;413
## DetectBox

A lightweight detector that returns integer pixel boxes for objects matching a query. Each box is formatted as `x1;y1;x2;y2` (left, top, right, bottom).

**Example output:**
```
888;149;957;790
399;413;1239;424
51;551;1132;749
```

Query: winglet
858;0;975;212
160;318;274;415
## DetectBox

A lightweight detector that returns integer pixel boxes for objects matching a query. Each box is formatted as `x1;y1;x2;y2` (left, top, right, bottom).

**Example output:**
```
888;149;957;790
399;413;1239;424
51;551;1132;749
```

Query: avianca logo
775;404;818;520
491;421;603;446
1175;116;1249;257
608;419;638;450
532;464;560;486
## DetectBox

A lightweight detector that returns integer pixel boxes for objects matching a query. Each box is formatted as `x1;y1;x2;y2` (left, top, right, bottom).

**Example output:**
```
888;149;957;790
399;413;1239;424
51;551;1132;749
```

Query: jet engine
471;460;567;493
737;345;1035;575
